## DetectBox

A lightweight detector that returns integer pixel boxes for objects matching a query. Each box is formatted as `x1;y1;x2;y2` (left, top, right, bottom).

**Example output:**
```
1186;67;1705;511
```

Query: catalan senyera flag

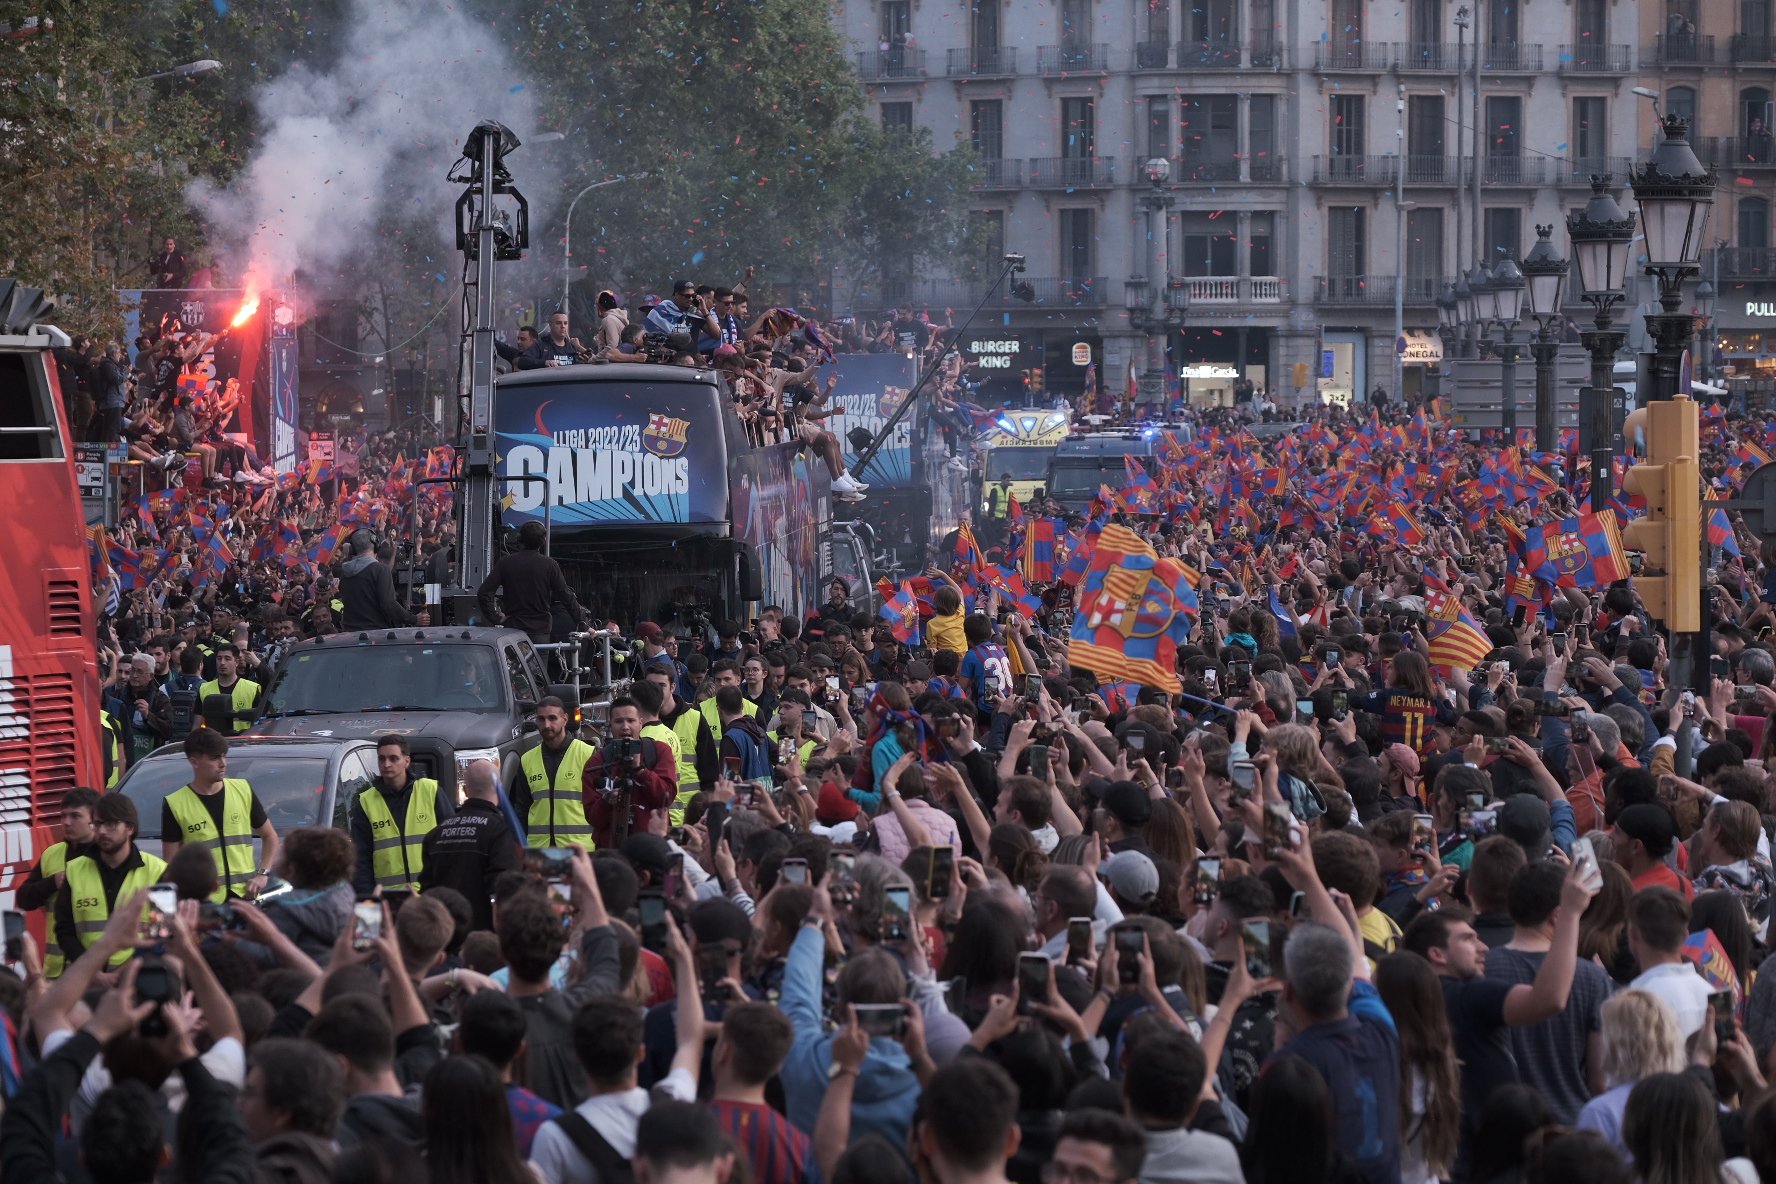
1422;577;1494;672
1523;509;1631;589
1067;524;1198;694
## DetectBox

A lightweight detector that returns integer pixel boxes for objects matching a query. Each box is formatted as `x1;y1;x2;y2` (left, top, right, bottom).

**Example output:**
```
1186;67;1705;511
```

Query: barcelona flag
1523;510;1630;589
954;521;986;577
1705;489;1742;558
1422;578;1494;672
879;582;922;644
1023;517;1059;585
1067;524;1198;695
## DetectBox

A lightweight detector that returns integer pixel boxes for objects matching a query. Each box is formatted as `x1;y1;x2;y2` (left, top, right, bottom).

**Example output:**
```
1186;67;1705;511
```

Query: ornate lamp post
1629;115;1718;402
1520;226;1570;453
1566;176;1637;511
1492;257;1526;442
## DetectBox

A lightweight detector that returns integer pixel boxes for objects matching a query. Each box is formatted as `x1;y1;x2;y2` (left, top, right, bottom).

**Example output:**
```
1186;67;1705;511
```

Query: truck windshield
1049;455;1141;499
265;645;506;714
985;447;1054;480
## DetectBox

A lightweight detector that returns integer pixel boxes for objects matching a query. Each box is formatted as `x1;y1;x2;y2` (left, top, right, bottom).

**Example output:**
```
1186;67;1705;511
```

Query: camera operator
581;696;678;848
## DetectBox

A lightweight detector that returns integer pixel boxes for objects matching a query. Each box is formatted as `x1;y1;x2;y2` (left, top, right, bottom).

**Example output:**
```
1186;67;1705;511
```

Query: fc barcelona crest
1546;532;1589;577
642;413;691;458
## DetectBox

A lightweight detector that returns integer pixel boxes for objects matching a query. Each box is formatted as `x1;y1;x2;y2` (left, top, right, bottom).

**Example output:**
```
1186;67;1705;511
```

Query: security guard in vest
631;679;685;814
199;644;262;734
350;733;453;896
642;662;717;826
766;689;823;770
56;793;166;970
508;696;594;847
698;662;762;734
162;728;280;902
100;709;123;788
17;787;100;978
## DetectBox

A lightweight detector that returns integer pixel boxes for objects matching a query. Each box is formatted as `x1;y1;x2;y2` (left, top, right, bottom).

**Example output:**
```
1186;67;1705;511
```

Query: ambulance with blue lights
977;408;1072;518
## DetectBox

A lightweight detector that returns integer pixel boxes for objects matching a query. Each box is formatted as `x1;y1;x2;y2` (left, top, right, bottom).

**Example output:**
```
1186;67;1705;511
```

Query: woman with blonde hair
1255;723;1339;821
1576;988;1687;1149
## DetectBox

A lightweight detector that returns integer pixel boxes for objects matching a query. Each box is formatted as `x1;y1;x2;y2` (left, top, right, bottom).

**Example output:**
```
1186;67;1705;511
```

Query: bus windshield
265;645;507;714
985;447;1054;480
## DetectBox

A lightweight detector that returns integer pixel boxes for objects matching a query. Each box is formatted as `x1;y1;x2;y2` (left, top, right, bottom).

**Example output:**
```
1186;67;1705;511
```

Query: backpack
723;723;772;781
549;1113;635;1184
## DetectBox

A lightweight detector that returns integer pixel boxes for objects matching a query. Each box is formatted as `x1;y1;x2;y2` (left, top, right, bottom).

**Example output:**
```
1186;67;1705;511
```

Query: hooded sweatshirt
338;552;412;632
338;1089;425;1149
779;925;921;1147
262;881;354;964
257;1132;337;1184
1137;1126;1246;1184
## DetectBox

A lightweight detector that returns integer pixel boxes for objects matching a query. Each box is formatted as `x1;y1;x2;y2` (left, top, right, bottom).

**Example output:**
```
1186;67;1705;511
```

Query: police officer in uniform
162;729;279;901
349;733;453;896
507;696;594;847
16;787;100;978
199;644;262;734
421;759;520;931
55;794;165;970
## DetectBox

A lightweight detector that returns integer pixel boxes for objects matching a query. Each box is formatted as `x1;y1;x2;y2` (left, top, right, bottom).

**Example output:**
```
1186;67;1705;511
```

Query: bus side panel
732;441;830;621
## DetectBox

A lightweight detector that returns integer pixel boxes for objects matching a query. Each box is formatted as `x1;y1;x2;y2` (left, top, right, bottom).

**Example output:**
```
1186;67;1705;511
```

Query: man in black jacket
419;760;520;931
476;521;583;642
338;530;415;632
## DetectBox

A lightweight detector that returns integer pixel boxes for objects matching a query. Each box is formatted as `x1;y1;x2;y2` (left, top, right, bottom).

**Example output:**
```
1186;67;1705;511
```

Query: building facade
836;0;1644;407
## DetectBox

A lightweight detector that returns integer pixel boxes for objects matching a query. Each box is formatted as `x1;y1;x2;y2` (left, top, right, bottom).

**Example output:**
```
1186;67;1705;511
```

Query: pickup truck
249;626;577;792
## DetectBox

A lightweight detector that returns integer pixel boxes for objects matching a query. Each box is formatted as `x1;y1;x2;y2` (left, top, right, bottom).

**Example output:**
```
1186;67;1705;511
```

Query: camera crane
449;121;530;591
844;253;1033;483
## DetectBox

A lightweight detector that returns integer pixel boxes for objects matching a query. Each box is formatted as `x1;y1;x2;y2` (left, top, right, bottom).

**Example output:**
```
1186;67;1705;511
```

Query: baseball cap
1100;781;1152;828
817;781;861;825
1616;802;1678;859
620;834;672;880
636;621;664;643
1101;851;1159;905
906;661;933;681
1497;794;1552;860
1382;743;1421;780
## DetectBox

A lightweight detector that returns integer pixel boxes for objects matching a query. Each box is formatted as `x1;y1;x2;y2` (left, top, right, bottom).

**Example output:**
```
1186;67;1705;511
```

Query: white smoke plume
188;0;544;295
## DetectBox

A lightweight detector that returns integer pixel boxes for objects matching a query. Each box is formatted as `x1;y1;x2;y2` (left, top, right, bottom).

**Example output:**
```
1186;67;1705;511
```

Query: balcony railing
1397;41;1462;70
1715;246;1776;277
1403;155;1462;184
1317;275;1396;304
1134;40;1170;68
945;46;1019;76
1037;43;1109;74
1250;40;1285;67
1560;156;1634;182
1027;156;1118;187
858;276;1108;312
1250;154;1288;181
1481;42;1542;70
1169;157;1241;182
969;158;1024;188
1169;276;1290;305
1175;38;1244;67
1650;32;1717;63
1311;155;1397;184
1402;277;1442;303
1314;42;1393;70
1703;136;1776;167
1730;33;1776;63
1559;43;1633;72
856;49;926;80
1481;156;1549;184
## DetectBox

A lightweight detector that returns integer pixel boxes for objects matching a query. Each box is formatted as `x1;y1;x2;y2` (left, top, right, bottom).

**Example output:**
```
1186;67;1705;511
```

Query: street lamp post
1492;258;1525;442
1693;279;1716;389
1437;282;1459;404
1469;264;1495;360
1566;176;1637;511
1520;225;1570;454
1454;271;1476;359
1629;115;1718;402
562;173;649;317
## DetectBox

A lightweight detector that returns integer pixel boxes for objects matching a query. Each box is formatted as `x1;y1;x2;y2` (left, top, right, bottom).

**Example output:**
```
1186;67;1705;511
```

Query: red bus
0;280;103;921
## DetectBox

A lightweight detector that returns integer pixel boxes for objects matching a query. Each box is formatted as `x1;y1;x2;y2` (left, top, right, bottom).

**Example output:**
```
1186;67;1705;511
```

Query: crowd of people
30;256;1776;1184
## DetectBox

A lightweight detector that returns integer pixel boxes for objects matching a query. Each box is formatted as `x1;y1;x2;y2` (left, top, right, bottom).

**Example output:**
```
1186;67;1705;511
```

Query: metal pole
460;126;502;592
561;174;647;318
1647;276;1692;402
1532;320;1558;453
1394;86;1408;400
1470;7;1484;264
1454;15;1467;269
1582;306;1624;512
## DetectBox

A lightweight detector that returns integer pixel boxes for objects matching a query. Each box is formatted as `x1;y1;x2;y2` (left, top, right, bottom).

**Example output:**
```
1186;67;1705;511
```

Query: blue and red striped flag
1067;524;1198;694
879;581;922;644
1523;510;1630;589
1022;517;1060;585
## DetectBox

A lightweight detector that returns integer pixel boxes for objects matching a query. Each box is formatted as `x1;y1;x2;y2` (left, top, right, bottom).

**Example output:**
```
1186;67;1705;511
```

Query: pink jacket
874;797;961;868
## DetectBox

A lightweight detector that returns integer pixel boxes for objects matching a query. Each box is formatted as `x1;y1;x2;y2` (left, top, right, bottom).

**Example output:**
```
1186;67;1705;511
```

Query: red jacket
581;739;679;848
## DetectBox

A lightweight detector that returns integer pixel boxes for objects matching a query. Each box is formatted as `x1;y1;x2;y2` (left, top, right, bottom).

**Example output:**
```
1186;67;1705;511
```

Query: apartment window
1408;95;1447;182
1486;96;1521;158
1059;208;1095;280
1406;207;1445;294
1743;87;1773;140
1146;97;1171;160
1144;0;1170;42
1249;212;1276;275
881;0;911;61
1572;97;1609;164
1668;86;1698;130
1410;0;1443;53
1330;94;1366;157
1180;94;1238;179
1250;0;1278;58
1331;0;1363;54
971;0;999;49
1483;207;1523;263
882;103;913;133
975;209;1006;259
1575;0;1609;48
971;101;1003;158
1181;214;1238;276
1328;206;1368;277
1741;198;1771;249
1487;0;1518;52
1249;95;1277;177
1061;97;1095;158
1747;0;1772;38
1185;0;1238;44
1059;0;1089;43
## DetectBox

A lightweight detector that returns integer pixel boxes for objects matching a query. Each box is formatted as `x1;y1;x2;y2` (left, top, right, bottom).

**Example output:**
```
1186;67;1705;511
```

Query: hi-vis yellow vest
37;842;71;977
198;677;260;733
102;715;121;787
67;850;168;969
165;778;258;901
358;779;441;892
521;740;594;848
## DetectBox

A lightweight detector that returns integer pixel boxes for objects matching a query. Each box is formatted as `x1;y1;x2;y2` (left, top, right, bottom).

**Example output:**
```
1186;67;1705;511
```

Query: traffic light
1620;398;1701;631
